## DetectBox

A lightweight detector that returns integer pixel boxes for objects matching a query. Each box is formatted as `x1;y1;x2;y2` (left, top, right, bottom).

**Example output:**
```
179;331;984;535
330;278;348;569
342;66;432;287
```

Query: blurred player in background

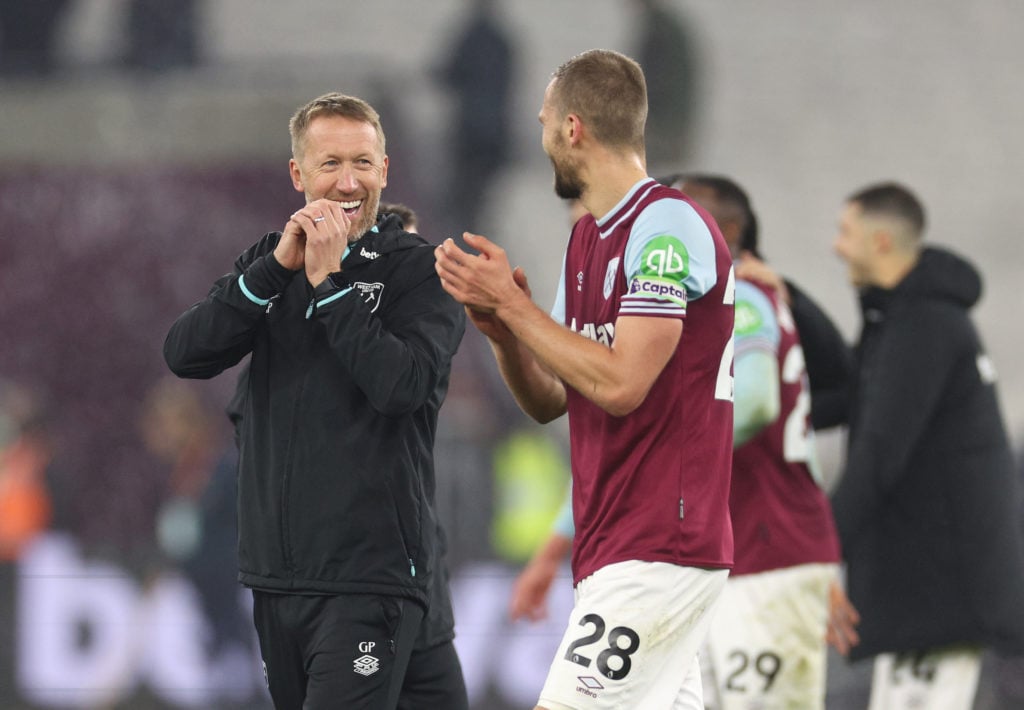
140;377;260;704
436;49;734;709
678;175;841;709
658;174;854;431
379;202;419;234
829;182;1024;710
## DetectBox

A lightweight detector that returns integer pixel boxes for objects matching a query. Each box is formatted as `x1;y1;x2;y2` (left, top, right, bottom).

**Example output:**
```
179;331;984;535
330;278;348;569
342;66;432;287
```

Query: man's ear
289;159;304;193
872;227;895;254
566;114;583;146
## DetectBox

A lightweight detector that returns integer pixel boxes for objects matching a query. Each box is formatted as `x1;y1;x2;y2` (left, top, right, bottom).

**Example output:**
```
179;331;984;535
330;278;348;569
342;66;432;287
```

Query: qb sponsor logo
641;236;689;280
734;299;763;335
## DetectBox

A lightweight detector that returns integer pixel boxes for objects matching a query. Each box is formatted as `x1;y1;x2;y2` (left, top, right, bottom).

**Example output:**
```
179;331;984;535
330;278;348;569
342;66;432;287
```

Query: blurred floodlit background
1;1;1022;708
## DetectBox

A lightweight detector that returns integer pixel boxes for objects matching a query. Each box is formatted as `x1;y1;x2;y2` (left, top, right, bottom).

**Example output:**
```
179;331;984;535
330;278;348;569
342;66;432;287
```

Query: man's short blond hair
288;92;386;159
550;49;647;154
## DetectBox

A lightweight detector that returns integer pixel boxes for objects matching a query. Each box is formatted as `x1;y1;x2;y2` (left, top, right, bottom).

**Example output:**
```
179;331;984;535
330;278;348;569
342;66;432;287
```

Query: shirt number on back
715;267;736;401
780;344;823;484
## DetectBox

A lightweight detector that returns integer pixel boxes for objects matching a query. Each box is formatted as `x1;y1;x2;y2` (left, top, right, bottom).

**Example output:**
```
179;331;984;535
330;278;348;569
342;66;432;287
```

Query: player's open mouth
339;200;362;216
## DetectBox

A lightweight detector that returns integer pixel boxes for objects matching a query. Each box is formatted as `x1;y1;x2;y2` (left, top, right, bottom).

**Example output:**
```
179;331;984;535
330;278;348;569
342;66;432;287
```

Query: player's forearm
490;334;567;423
512;316;626;414
496;298;663;417
532;532;573;568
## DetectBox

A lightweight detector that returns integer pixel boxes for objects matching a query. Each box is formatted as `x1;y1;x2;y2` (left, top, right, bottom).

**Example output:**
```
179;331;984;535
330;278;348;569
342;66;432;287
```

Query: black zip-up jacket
785;279;853;430
164;214;465;612
831;246;1024;659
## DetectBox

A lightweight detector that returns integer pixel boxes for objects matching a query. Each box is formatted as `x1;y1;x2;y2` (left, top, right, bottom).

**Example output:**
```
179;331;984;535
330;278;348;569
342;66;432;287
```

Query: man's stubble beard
349;192;382;243
552;157;585;201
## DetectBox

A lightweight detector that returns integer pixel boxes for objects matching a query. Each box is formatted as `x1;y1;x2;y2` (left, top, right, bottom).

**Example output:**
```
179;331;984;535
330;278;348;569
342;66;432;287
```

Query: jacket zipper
279;304;314;573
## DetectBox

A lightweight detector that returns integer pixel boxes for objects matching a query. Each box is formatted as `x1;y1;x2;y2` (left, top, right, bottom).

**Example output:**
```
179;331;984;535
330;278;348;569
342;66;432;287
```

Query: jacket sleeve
786;279;854;430
312;251;466;417
164;235;298;379
830;305;962;545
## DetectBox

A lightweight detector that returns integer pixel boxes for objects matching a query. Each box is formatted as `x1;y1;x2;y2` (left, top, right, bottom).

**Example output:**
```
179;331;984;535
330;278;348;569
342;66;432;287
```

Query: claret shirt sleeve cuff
239;253;297;305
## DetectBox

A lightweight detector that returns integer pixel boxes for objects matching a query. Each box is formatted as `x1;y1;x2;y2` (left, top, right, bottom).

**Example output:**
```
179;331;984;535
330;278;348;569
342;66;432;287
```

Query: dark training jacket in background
832;246;1024;659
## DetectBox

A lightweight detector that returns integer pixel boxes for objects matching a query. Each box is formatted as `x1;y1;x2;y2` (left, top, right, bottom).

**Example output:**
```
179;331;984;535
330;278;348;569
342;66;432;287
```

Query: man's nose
336;166;358;192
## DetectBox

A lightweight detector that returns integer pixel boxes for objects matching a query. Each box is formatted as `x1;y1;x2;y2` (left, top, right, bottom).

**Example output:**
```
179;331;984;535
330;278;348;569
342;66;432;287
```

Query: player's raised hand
435;233;524;315
463;266;533;342
736;251;791;305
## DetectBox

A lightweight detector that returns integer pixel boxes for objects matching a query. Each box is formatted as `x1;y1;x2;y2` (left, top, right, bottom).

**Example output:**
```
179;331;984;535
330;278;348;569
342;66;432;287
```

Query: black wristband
314;276;339;297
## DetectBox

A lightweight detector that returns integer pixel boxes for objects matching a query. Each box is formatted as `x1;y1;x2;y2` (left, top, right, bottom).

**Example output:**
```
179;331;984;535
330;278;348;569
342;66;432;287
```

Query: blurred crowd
0;0;200;77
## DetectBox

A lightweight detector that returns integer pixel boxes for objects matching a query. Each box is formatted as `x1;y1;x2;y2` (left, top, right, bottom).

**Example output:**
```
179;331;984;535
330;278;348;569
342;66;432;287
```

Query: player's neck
580;154;648;221
873;249;922;290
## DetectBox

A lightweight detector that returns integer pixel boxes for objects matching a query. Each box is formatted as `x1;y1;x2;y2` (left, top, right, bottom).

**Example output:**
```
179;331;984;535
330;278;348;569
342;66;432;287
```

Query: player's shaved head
846;182;925;251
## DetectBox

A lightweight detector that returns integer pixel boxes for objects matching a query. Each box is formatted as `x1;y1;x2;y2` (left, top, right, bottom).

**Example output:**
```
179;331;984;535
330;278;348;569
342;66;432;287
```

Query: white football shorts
537;560;728;710
704;562;838;710
869;646;981;710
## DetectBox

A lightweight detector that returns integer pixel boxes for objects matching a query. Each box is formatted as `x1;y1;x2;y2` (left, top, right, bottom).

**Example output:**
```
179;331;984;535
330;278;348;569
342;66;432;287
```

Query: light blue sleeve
734;280;780;355
550;251;567;324
733;280;782;445
622;198;719;311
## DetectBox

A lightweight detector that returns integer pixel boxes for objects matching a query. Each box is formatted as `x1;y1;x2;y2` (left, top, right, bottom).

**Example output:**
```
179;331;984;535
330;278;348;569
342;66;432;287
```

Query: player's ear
567;114;583;146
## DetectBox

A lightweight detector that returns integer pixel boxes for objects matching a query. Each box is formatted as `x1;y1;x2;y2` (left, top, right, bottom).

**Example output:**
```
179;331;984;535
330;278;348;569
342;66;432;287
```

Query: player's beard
551;154;585;201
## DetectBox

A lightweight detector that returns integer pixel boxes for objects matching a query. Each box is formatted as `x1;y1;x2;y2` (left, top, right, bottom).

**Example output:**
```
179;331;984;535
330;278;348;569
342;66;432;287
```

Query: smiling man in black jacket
164;93;467;710
828;182;1024;710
